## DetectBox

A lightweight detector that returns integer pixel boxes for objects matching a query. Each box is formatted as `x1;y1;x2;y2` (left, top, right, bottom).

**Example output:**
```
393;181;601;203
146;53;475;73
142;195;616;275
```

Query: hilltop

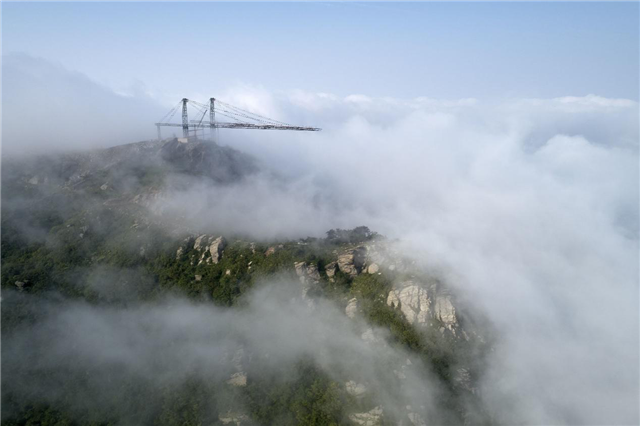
1;139;491;426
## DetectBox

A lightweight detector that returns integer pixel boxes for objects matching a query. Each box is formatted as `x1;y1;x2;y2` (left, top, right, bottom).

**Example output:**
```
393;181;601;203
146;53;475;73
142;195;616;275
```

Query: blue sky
2;2;639;102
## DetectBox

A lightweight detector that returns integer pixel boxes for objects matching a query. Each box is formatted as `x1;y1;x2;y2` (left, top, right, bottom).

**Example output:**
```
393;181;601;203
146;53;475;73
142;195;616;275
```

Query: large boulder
294;262;320;284
338;247;367;276
294;262;321;300
325;261;338;281
192;235;227;265
349;406;383;426
387;281;431;325
345;298;359;319
208;236;227;264
345;380;367;398
435;294;457;331
219;412;249;425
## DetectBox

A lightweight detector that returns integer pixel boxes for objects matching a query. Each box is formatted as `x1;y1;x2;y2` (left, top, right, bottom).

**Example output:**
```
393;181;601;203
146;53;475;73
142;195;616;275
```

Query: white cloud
155;87;638;424
3;56;638;424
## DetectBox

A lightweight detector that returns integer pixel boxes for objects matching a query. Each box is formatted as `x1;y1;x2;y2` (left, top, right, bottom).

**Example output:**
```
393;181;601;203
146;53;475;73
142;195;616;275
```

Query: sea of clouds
3;53;639;424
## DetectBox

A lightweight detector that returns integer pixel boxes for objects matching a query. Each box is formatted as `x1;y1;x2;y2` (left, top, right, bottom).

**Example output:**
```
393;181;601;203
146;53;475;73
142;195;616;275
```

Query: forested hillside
2;139;491;426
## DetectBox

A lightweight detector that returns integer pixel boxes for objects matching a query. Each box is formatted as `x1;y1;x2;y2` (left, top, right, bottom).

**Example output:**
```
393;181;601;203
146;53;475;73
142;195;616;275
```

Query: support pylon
209;98;216;141
181;98;189;138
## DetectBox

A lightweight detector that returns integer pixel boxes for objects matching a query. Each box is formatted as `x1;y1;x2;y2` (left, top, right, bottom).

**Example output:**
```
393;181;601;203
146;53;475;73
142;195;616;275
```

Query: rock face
349;406;383;426
227;348;247;387
208;236;227;264
175;246;184;260
338;247;367;276
226;372;247;387
435;294;457;332
191;235;227;265
345;298;359;319
325;261;337;281
219;412;249;425
294;262;321;299
386;279;459;332
407;411;427;426
294;262;320;284
345;380;367;398
367;263;379;274
387;281;431;325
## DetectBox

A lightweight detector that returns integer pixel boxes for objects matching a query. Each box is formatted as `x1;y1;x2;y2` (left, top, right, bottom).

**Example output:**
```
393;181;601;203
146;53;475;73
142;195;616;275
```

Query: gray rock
208;236;227;264
294;261;307;278
295;262;320;284
387;281;430;325
192;235;227;265
345;380;367;398
193;235;208;251
349;406;383;426
435;294;457;331
306;263;321;281
367;263;379;274
325;261;337;281
219;412;249;425
338;247;367;276
345;298;358;319
407;412;427;426
227;372;247;387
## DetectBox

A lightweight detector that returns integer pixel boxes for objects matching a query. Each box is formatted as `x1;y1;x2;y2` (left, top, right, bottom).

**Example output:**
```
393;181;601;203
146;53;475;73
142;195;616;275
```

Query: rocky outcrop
189;235;227;265
219;412;249;425
294;262;320;284
387;280;460;333
227;372;247;387
325;261;337;281
387;281;431;325
208;236;227;264
345;380;367;398
407;411;427;426
345;298;359;319
338;247;367;276
349;406;383;426
294;262;321;300
227;348;247;387
14;281;28;291
435;294;457;332
367;263;379;274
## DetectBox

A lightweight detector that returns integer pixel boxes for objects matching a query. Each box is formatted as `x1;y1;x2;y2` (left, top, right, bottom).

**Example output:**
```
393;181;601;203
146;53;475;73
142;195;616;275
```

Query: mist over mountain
2;49;639;426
